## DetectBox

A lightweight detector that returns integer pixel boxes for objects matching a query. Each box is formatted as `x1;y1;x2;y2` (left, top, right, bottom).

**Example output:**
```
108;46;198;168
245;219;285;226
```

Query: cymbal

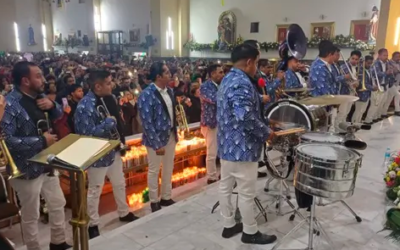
283;88;314;93
298;95;359;106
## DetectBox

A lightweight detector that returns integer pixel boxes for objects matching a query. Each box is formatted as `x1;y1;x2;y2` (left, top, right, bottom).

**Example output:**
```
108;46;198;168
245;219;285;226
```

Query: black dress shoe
151;202;162;212
257;172;267;178
88;225;100;239
160;199;175;207
49;242;72;250
207;179;218;185
258;161;266;168
373;119;379;123
395;112;400;116
222;223;243;238
119;212;139;222
382;115;389;119
241;231;277;245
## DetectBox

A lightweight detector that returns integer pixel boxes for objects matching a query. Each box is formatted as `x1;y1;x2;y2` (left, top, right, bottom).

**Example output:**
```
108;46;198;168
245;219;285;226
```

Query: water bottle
383;147;391;172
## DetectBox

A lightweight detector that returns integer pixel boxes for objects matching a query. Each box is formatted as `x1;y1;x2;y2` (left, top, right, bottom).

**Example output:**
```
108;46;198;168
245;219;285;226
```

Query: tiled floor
8;116;400;249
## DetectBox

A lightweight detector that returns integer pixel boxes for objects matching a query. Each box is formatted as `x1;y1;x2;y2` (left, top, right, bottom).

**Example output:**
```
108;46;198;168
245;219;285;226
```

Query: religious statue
28;25;36;46
369;6;379;44
217;11;236;51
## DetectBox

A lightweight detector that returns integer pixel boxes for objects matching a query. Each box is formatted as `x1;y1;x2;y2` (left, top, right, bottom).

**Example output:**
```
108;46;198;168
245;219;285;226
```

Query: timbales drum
294;143;362;200
265;99;329;132
300;132;344;144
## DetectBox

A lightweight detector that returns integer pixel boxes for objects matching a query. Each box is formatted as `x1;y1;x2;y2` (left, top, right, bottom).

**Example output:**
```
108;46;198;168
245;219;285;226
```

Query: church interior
0;0;400;250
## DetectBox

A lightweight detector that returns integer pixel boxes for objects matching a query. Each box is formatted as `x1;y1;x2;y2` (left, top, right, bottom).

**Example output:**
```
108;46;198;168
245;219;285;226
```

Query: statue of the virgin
28;24;36;46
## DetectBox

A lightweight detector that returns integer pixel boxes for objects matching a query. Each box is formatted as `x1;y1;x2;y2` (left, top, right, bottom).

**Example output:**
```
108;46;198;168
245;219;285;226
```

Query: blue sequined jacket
285;69;303;89
310;58;336;96
1;89;62;180
217;68;271;162
372;60;395;91
137;84;178;151
74;91;117;168
200;80;218;129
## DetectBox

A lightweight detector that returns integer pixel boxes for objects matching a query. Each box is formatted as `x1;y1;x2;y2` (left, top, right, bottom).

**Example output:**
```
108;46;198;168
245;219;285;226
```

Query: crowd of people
0;38;400;250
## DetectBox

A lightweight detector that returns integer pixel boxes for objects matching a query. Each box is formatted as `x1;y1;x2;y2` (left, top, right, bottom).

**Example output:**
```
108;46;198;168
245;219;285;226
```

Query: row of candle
126;166;207;207
122;136;206;170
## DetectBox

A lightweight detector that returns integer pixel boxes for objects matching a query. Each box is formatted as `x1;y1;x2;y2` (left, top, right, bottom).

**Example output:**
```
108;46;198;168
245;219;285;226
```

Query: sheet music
56;138;110;167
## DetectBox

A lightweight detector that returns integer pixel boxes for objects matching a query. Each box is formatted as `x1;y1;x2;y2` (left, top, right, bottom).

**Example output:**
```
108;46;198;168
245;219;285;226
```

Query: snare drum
294;143;362;200
300;132;344;144
265;100;328;131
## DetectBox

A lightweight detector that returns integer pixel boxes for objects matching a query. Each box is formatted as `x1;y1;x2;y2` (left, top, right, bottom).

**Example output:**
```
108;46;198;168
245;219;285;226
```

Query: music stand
29;134;120;250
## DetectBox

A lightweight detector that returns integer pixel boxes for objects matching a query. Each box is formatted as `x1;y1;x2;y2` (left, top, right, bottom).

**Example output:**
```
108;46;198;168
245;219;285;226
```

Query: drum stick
275;128;305;137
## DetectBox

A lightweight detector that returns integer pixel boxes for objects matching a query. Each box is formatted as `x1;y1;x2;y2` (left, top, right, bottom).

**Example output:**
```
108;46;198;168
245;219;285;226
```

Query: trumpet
37;112;50;135
97;97;121;141
0;133;24;179
175;98;193;140
339;52;359;95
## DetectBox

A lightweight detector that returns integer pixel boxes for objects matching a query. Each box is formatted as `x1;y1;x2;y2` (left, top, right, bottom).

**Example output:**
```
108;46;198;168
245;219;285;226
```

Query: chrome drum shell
294;143;362;200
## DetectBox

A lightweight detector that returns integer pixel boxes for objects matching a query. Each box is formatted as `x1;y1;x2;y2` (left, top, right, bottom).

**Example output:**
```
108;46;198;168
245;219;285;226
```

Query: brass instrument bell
97;97;121;141
0;134;24;179
175;98;193;140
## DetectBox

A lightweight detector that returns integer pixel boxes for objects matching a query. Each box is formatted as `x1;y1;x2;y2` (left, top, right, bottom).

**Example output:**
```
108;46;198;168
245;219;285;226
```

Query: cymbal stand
272;196;335;250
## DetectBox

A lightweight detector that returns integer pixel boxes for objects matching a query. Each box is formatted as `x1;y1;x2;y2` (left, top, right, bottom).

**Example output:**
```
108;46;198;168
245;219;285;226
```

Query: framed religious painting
310;22;335;39
129;29;140;43
276;24;290;43
350;20;370;42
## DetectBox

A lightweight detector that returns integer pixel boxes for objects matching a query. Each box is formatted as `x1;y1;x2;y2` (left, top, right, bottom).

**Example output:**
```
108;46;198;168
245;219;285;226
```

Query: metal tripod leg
272;197;336;250
318;199;362;223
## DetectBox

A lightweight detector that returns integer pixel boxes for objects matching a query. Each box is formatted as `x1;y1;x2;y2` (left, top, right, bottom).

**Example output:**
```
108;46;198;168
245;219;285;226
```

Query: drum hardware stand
272;196;335;250
211;183;268;222
264;150;298;217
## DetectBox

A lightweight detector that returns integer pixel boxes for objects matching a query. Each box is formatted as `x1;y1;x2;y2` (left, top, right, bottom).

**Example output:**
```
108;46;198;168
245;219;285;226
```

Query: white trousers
146;136;176;203
382;85;400;115
365;92;381;123
10;174;66;250
87;152;130;226
352;100;369;124
335;102;353;132
219;160;258;234
377;90;389;118
201;126;218;180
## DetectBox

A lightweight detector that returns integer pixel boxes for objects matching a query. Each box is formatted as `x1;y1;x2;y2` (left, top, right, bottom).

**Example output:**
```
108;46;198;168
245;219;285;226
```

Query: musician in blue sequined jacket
2;90;62;180
257;59;283;108
310;41;338;96
74;90;117;168
217;68;272;162
200;79;219;129
138;83;178;150
217;44;277;244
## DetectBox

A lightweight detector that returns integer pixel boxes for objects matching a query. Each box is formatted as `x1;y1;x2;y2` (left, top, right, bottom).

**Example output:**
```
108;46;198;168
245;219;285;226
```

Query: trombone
175;98;193;140
339;52;358;95
97;97;121;141
358;59;367;92
0;133;24;179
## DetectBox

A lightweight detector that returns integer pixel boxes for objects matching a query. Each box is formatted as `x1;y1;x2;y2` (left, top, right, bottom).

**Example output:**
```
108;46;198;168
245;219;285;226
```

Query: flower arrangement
384;154;400;189
184;34;374;52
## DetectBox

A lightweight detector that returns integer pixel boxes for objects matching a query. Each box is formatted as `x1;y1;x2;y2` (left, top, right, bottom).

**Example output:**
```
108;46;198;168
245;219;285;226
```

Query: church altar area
4;117;399;250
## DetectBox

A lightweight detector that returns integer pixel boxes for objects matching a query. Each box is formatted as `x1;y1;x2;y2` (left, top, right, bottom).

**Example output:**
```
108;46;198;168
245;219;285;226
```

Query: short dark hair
231;44;260;64
148;62;166;82
318;40;336;58
87;69;111;91
350;50;362;58
46;75;56;82
207;64;221;76
243;40;260;50
378;48;388;55
392;51;400;58
63;74;74;84
258;59;269;69
365;55;374;62
334;46;341;52
69;84;83;94
12;61;37;86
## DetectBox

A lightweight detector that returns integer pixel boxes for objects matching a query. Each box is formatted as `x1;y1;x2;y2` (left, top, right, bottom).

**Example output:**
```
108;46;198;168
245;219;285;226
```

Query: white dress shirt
154;83;174;127
320;58;332;72
380;60;386;84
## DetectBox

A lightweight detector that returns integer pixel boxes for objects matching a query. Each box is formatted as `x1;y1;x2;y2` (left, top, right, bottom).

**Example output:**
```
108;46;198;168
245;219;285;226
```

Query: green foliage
184;34;374;52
